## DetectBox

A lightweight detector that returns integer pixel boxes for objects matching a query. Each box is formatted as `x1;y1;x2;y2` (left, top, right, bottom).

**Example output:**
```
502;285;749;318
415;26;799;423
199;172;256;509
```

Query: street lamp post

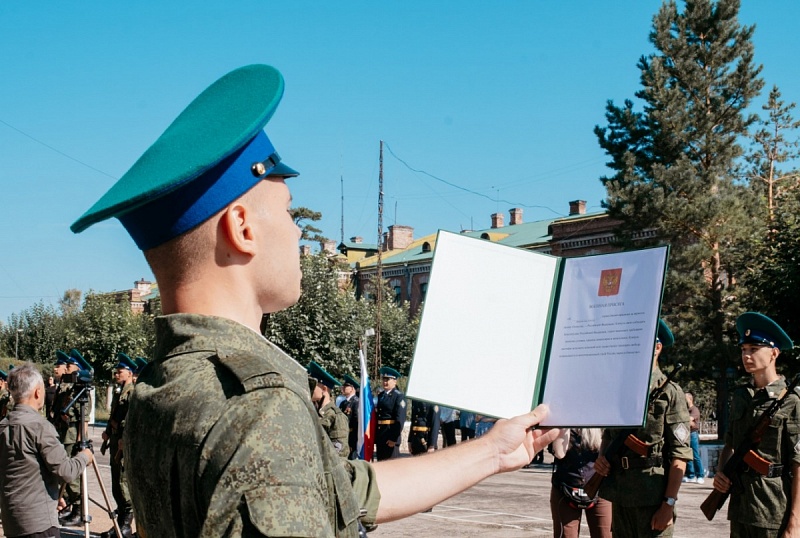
15;329;22;361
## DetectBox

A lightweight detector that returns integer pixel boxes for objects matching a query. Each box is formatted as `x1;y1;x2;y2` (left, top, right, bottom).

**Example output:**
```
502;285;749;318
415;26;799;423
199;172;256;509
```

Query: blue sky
1;1;799;322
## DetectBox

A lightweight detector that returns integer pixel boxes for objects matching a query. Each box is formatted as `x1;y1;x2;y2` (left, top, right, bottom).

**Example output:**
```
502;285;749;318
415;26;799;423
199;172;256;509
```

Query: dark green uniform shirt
125;314;381;538
600;366;693;507
726;376;800;531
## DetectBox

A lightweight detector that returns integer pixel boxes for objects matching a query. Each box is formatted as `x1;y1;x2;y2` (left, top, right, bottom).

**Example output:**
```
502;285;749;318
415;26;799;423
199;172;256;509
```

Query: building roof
357;233;438;268
338;240;378;251
356;211;606;270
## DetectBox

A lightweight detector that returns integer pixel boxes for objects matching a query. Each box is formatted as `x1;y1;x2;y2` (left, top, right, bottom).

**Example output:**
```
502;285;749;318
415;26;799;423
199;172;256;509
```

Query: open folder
405;231;669;428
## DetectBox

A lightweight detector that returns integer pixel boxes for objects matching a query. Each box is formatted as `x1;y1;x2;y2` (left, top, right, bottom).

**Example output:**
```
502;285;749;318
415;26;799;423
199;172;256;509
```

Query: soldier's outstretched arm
372;404;559;522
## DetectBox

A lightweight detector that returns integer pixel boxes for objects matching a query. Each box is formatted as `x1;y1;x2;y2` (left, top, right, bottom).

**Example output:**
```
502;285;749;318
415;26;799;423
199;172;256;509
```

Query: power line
0;118;117;180
383;142;564;217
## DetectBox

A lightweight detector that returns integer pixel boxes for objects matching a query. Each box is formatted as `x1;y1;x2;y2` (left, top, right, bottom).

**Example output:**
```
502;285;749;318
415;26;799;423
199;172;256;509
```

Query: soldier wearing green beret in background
376;366;406;461
72;64;559;537
308;361;350;458
101;353;137;538
339;374;361;459
595;319;692;537
56;348;93;527
713;312;800;537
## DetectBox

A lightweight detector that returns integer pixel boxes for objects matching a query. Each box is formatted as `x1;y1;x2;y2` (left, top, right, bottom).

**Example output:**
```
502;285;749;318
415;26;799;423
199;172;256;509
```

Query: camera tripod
61;385;123;538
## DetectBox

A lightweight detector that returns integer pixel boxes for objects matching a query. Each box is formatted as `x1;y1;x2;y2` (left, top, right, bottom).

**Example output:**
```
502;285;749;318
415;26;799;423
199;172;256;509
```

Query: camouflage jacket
600;365;692;507
53;382;89;445
106;381;134;440
726;376;800;530
125;314;381;537
319;401;350;458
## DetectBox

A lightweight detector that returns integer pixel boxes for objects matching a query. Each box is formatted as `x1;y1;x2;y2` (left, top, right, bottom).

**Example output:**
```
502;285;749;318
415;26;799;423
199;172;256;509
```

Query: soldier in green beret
72;64;559;537
100;353;137;538
55;350;91;527
713;312;800;537
308;361;350;458
594;319;692;537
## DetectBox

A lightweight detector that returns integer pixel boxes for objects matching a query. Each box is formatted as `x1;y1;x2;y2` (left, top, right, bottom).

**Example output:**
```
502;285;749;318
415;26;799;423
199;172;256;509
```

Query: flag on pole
357;348;375;461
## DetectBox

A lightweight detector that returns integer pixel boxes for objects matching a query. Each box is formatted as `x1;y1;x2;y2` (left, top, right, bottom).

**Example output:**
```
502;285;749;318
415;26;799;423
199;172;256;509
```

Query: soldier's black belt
616;455;663;470
411;426;430;432
744;462;785;478
378;420;395;425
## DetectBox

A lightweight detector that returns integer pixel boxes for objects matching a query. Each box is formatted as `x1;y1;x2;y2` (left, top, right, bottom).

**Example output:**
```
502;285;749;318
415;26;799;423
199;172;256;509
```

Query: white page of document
406;231;559;419
539;247;668;426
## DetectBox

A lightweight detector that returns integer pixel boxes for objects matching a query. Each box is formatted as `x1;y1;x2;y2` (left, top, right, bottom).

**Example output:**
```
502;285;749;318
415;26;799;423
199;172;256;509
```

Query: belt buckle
620;456;630;470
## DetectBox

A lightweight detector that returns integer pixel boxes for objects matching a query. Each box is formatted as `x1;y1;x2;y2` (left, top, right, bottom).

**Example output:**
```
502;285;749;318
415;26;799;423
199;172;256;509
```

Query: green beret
134;357;149;374
70;64;297;250
657;319;674;348
307;361;341;391
736;312;793;351
379;366;401;379
55;350;70;366
0;370;7;381
69;348;93;373
342;374;360;388
115;353;137;372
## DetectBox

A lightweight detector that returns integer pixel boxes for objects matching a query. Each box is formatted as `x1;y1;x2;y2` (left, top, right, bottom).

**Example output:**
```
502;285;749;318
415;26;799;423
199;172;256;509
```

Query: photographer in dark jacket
0;363;93;538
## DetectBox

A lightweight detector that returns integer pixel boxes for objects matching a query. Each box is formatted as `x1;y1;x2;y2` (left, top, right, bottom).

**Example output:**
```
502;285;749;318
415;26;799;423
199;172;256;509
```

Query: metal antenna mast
375;141;384;378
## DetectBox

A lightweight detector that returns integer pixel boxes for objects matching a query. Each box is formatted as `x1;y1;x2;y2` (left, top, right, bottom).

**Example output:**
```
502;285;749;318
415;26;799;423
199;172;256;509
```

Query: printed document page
407;231;558;419
539;247;668;426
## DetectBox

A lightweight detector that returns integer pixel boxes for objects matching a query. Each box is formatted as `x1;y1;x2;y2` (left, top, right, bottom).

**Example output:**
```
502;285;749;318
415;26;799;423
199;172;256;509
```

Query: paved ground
1;426;731;537
372;453;731;538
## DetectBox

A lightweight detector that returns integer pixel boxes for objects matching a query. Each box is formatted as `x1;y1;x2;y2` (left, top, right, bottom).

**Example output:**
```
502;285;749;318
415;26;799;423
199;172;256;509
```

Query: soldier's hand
81;448;94;464
483;404;560;474
713;470;731;493
593;455;611;477
387;440;396;448
651;503;674;531
101;431;109;442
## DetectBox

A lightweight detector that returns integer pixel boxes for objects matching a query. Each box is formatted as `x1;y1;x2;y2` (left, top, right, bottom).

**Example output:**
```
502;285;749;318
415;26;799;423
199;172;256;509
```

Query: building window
394;285;402;304
422;242;431;252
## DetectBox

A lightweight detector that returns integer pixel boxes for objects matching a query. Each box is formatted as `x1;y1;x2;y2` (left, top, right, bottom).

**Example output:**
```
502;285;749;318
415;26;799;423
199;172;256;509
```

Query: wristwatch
663;496;677;506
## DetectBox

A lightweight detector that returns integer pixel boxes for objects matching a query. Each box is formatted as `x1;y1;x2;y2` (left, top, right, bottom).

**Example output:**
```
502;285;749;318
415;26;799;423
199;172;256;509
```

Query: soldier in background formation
339;374;360;459
376;366;406;461
713;312;800;537
101;352;139;538
408;399;440;456
55;348;93;527
594;319;691;537
308;361;350;458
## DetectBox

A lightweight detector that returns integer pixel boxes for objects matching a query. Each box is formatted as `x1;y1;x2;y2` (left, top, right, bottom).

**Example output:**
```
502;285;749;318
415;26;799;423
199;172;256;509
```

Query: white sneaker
696;477;705;484
683;477;697;483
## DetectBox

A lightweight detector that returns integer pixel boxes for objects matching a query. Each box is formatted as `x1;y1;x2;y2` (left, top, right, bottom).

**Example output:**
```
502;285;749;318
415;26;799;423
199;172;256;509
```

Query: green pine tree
594;0;764;437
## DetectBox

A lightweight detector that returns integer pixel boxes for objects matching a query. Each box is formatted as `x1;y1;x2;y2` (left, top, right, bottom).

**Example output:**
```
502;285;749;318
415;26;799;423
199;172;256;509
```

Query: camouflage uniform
319;400;351;458
726;376;800;536
339;394;360;458
599;366;692;537
54;380;86;509
105;379;135;530
125;314;381;537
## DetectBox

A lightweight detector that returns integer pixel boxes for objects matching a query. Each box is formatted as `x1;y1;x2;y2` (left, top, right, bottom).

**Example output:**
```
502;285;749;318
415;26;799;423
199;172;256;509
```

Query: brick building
353;201;624;314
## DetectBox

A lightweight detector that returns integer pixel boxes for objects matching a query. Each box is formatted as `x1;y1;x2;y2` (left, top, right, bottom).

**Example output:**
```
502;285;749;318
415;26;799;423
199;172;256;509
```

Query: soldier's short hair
8;363;43;402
